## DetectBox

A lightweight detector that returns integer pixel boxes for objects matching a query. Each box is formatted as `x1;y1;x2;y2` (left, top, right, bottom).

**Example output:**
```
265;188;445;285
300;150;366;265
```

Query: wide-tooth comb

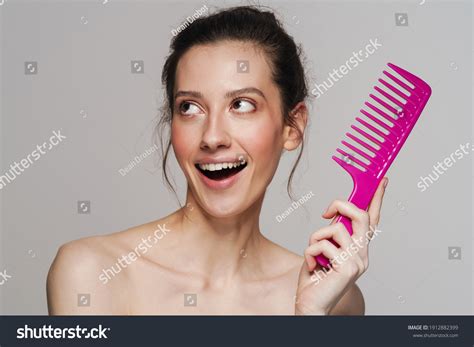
315;62;432;268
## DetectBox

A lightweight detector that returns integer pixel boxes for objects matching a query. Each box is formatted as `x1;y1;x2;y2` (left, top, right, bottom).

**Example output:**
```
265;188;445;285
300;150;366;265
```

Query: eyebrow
175;90;203;99
174;87;266;101
225;87;266;100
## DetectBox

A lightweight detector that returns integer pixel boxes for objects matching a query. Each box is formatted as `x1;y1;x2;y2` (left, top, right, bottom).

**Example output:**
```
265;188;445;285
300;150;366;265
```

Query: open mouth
195;161;248;181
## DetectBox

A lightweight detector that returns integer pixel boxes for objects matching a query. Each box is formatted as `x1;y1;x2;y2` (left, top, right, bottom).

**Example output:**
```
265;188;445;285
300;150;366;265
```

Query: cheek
242;118;282;163
171;121;196;164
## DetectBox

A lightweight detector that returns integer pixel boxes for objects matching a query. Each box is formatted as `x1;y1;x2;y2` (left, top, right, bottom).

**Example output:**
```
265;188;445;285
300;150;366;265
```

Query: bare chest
121;264;297;315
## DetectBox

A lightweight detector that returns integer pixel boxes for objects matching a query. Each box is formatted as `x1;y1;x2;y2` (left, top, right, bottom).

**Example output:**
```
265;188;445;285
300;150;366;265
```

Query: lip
195;162;247;190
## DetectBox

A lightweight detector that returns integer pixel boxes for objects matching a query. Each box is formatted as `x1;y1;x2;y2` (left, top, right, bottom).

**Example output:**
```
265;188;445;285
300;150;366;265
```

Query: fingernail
383;178;389;188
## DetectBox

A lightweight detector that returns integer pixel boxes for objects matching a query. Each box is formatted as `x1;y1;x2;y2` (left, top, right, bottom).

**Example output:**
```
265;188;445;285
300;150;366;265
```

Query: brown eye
179;101;202;116
231;99;256;113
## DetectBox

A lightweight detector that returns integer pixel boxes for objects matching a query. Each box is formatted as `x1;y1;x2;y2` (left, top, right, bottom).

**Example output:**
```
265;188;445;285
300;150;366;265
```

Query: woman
47;6;388;315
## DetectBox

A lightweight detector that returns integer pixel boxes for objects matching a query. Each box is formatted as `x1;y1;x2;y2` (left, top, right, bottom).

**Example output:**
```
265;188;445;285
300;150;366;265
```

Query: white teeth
198;161;246;171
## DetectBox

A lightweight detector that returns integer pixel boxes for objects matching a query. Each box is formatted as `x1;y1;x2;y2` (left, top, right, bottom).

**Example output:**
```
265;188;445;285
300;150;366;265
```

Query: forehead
174;40;274;92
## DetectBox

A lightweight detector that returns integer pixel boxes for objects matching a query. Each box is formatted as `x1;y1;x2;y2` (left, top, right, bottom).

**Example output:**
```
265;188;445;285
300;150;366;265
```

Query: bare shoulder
262;237;303;278
47;213;177;315
47;234;123;315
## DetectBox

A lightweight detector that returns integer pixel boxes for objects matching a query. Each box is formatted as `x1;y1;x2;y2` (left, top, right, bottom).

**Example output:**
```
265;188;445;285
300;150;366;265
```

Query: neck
175;189;268;287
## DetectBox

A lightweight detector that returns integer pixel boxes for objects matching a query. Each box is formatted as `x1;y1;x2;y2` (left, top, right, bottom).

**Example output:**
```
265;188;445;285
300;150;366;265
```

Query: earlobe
282;127;299;151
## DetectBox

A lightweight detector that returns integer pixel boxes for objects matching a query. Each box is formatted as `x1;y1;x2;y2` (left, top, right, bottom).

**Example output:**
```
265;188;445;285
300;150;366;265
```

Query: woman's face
171;40;299;217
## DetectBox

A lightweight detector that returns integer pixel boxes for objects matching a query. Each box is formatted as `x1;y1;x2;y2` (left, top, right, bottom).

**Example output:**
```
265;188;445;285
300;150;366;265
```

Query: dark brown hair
156;5;309;206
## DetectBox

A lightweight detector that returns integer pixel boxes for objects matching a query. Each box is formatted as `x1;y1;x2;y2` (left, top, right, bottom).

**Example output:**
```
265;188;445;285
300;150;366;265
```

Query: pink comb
316;62;432;268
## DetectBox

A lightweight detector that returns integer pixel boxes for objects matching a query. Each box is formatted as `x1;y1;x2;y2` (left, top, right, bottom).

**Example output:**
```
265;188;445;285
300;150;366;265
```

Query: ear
282;102;308;151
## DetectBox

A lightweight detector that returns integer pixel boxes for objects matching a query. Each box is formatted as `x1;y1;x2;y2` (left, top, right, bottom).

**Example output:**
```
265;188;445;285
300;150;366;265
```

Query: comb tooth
382;70;413;93
336;148;375;174
332;155;361;174
387;62;410;77
370;93;399;116
382;84;419;110
332;155;347;168
346;132;386;163
356;117;395;145
374;86;405;109
369;94;398;115
351;125;393;153
341;140;382;167
387;62;426;89
365;102;404;130
378;78;409;101
360;109;401;137
383;70;423;100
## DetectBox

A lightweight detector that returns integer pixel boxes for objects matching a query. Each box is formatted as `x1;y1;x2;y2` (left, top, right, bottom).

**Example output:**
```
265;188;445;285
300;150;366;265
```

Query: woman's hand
295;177;388;315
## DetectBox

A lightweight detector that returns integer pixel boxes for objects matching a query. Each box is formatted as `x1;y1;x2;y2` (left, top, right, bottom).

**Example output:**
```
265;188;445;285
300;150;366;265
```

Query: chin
199;195;249;218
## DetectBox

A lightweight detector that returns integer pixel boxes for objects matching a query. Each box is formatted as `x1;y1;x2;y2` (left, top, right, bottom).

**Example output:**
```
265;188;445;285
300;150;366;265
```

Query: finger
321;205;343;225
322;200;369;235
309;223;353;249
367;177;388;226
304;239;341;272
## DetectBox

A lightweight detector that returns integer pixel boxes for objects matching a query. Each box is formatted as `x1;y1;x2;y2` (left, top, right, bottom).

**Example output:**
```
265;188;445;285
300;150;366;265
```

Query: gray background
0;0;472;315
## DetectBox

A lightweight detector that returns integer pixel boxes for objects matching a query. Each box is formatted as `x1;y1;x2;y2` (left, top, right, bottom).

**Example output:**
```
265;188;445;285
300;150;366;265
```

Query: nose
199;113;231;151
